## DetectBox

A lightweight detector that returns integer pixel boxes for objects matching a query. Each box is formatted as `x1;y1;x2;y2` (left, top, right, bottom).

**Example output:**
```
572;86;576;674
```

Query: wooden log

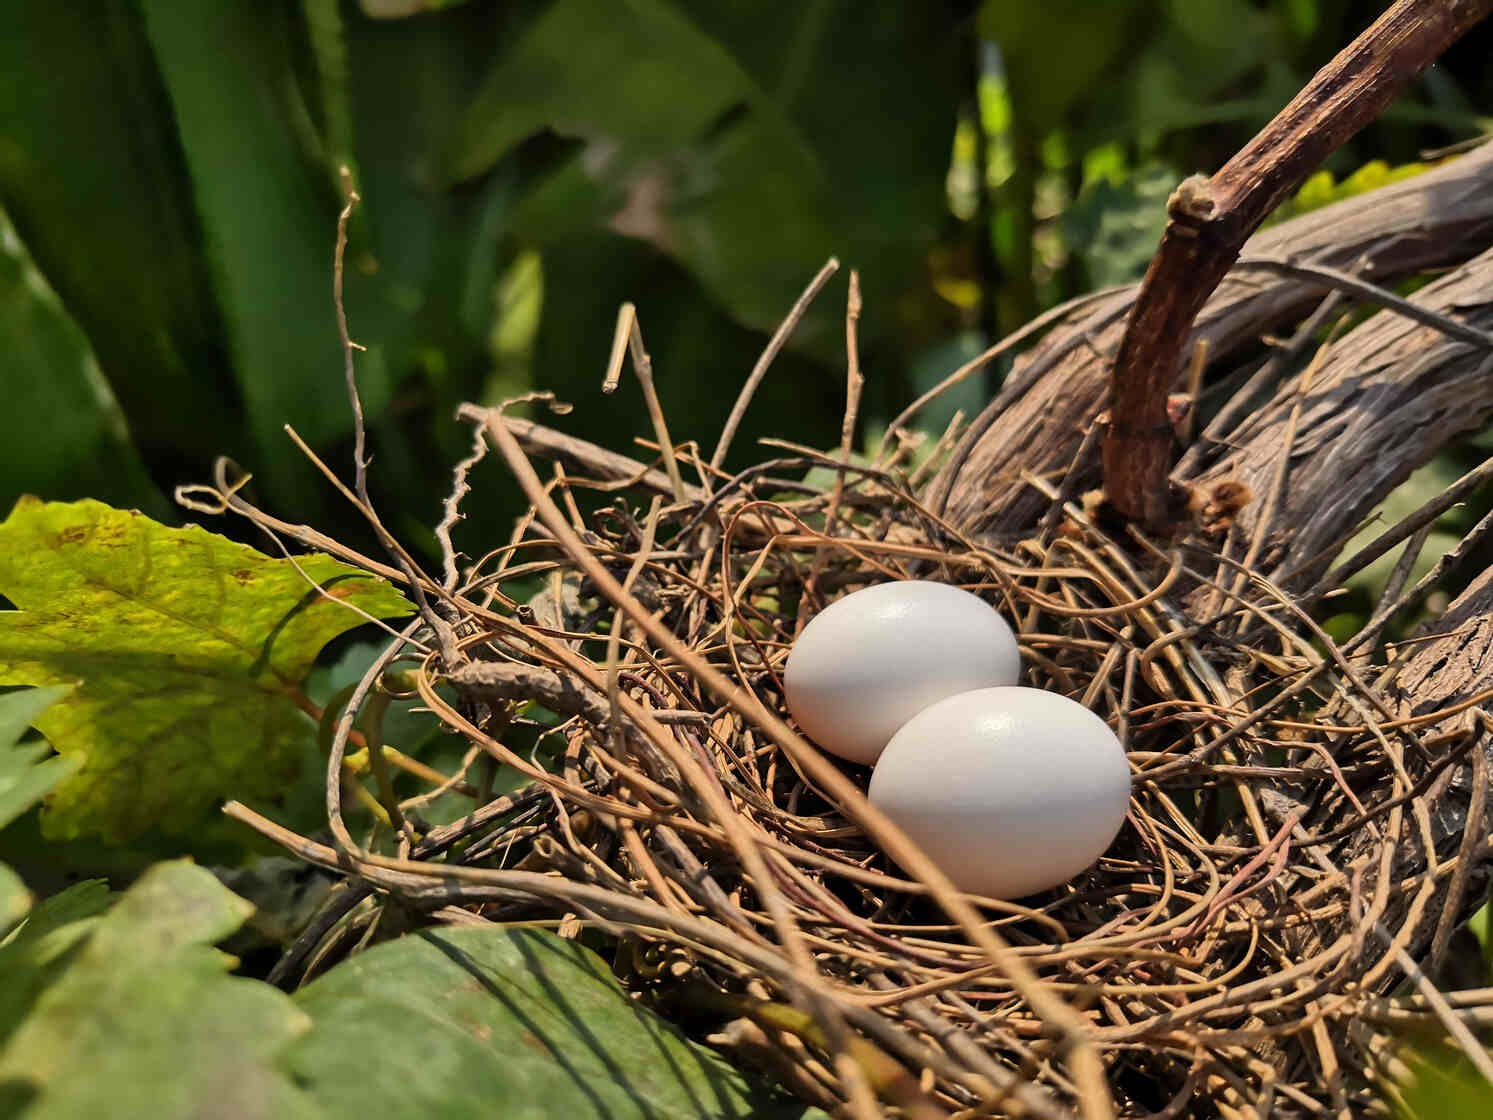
933;140;1493;535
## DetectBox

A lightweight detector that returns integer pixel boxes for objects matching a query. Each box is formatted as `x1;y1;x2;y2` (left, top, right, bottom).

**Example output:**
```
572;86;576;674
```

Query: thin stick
837;271;866;492
606;496;663;746
1376;920;1493;1084
362;692;417;847
882;285;1125;451
1428;740;1487;971
1376;522;1434;618
436;421;488;589
1103;0;1493;525
711;259;840;470
1307;453;1493;596
334;167;370;501
602;302;634;394
1232;257;1493;351
1349;497;1493;652
458;408;702;501
628;320;686;503
1224;326;1338;621
604;303;687;503
1179;339;1207;446
331;168;460;664
1177;279;1350;477
799;272;865;628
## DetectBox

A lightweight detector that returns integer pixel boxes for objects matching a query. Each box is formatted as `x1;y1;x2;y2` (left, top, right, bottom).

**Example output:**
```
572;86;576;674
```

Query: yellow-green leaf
0;881;113;1048
0;686;78;938
0;687;77;834
1271;159;1436;224
0;866;25;940
0;499;410;841
1396;1043;1493;1119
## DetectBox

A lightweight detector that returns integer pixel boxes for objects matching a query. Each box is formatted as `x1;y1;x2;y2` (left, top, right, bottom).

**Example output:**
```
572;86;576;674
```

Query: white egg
784;580;1020;765
868;687;1131;898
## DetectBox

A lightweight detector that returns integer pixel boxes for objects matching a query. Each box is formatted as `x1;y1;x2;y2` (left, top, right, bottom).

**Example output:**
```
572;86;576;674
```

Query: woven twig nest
215;385;1487;1118
204;144;1493;1120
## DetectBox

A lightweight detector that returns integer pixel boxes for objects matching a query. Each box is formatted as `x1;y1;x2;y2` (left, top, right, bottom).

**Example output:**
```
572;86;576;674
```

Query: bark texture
933;141;1493;536
1191;246;1493;587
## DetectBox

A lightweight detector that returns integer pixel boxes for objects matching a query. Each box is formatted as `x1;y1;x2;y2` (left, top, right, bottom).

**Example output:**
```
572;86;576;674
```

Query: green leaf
0;868;24;940
0;882;112;1048
460;1;955;349
654;2;956;344
0;499;410;841
0;688;77;835
344;4;509;348
1063;164;1176;287
979;0;1149;135
138;0;360;503
446;0;747;184
0;684;77;932
0;882;112;951
0;3;236;465
302;0;357;181
527;235;843;475
1396;1044;1493;1119
496;3;959;473
1072;0;1282;147
1470;900;1493;960
0;211;161;515
288;925;820;1120
0;877;820;1119
339;2;518;514
0;861;322;1120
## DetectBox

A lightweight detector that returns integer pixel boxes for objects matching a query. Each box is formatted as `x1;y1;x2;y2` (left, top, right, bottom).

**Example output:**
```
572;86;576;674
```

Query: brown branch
1103;0;1493;527
932;139;1493;536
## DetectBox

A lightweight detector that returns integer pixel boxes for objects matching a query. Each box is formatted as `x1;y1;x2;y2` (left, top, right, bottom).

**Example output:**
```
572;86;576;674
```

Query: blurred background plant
2;1;1493;1112
4;0;1489;552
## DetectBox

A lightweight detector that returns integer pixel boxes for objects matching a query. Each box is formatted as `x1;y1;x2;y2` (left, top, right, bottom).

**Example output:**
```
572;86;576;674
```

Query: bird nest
203;201;1493;1116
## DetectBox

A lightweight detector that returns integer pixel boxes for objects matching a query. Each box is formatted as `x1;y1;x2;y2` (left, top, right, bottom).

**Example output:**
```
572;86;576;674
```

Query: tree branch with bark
1103;0;1493;527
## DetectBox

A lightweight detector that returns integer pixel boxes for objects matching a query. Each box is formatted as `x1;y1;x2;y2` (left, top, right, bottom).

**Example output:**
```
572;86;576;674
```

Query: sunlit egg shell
783;580;1020;765
868;686;1131;898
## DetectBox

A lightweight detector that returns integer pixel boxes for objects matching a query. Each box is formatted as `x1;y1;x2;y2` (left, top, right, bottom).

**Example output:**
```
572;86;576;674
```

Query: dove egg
868;687;1131;898
783;580;1020;765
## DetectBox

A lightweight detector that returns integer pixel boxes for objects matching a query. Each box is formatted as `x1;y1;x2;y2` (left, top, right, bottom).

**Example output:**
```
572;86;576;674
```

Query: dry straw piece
194;142;1493;1119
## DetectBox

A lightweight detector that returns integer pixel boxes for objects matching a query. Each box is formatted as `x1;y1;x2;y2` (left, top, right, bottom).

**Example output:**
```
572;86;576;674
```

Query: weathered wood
1395;566;1493;874
1297;565;1493;980
932;148;1493;988
1103;0;1493;525
1397;568;1493;735
1191;246;1493;588
933;140;1493;535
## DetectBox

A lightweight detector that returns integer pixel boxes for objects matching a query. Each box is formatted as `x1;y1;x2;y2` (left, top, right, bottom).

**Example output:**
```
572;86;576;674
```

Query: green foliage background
0;1;1492;1115
3;0;1489;549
